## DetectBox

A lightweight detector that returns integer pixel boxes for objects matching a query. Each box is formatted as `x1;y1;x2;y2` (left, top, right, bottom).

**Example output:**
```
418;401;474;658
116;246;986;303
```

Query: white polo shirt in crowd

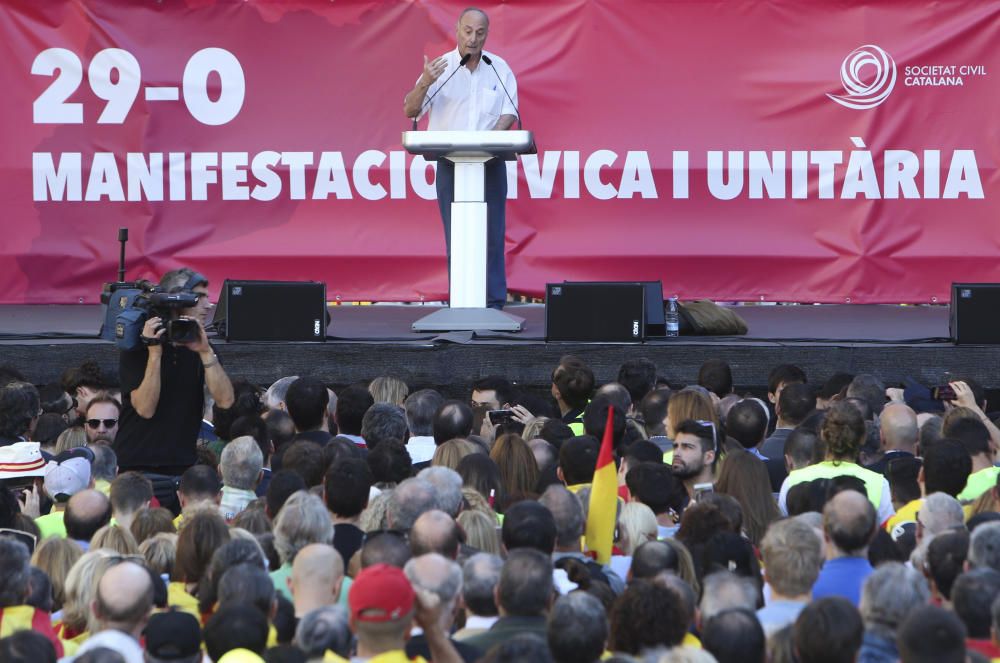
417;49;517;130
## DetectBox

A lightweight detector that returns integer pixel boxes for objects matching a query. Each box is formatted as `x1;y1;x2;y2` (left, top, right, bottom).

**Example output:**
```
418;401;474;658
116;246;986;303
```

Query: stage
2;303;998;398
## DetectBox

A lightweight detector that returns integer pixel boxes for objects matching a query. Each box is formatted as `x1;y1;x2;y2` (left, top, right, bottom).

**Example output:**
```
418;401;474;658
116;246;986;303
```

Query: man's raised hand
422;55;448;85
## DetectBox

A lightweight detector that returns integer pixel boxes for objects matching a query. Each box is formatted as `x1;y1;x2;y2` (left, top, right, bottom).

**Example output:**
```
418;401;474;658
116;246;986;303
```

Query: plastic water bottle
665;297;680;337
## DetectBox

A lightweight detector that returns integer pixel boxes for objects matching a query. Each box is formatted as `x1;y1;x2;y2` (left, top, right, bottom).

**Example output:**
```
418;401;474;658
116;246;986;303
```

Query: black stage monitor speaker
951;283;1000;345
213;280;328;342
643;281;666;337
546;282;658;342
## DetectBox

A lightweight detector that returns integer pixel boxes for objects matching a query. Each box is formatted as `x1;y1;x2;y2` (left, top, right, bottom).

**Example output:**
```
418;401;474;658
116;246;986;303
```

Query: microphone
412;53;472;130
481;54;521;130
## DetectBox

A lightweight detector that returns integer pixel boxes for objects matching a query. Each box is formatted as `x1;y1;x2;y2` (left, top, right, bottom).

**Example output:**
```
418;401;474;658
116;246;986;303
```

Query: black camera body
100;278;204;350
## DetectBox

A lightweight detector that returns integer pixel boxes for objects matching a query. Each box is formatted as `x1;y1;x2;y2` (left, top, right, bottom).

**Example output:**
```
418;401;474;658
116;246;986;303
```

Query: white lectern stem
449;157;490;308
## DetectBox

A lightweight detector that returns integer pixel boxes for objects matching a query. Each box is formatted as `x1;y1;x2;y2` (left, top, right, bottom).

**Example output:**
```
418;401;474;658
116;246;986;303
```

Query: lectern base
412;307;524;333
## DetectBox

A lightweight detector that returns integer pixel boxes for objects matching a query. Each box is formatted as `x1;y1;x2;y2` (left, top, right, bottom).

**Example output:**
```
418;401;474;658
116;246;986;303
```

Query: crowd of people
1;344;1000;663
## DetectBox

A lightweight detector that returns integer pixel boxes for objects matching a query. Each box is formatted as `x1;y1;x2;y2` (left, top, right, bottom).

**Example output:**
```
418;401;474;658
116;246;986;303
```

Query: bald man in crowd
812;490;877;606
866;402;918;475
290;543;347;617
73;561;154;663
65;488;112;549
411;510;462;559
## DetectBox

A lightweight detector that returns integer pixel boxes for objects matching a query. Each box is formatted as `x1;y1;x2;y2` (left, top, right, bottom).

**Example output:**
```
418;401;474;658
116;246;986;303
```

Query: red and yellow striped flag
585;406;617;564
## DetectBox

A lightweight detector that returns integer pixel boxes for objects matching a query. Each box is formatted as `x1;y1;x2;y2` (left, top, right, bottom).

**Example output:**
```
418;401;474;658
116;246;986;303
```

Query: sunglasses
693;419;718;452
107;553;145;563
85;418;118;429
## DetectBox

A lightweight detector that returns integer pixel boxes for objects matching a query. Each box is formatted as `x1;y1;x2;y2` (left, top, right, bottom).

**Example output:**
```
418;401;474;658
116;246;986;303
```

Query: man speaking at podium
404;7;518;310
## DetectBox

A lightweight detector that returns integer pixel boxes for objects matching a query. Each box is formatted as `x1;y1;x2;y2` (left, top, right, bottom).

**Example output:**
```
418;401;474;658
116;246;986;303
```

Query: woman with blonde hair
521;417;550;444
461;487;499;520
58;549;118;641
662;537;700;598
490;434;539;501
666;389;719;440
32;537;82;613
369;376;409;406
89;524;139;555
54;426;87;455
617;502;658;556
359;489;392;532
139;532;178;578
457;509;501;555
432;438;477;470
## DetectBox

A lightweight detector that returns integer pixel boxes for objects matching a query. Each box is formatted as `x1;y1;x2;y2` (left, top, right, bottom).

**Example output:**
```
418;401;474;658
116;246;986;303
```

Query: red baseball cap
349;563;415;622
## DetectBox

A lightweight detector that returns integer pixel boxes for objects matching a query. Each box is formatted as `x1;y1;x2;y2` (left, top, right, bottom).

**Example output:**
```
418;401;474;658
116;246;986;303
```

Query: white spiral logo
827;44;897;110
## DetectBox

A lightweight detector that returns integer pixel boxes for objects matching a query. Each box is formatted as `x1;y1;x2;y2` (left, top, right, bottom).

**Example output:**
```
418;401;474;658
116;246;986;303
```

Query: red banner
1;1;997;304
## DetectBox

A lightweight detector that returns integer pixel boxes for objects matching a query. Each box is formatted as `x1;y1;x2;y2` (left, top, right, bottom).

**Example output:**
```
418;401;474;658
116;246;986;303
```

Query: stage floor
1;303;994;395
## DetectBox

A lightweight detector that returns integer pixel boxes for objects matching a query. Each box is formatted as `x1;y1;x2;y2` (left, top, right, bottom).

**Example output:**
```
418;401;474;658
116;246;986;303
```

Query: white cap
44;456;91;501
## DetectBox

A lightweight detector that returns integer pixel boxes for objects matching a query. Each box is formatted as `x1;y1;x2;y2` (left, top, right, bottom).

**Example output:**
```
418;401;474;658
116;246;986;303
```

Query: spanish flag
585;406;617;564
0;606;65;657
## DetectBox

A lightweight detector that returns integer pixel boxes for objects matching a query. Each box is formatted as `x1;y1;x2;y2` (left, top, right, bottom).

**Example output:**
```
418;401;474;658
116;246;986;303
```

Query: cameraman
114;268;234;512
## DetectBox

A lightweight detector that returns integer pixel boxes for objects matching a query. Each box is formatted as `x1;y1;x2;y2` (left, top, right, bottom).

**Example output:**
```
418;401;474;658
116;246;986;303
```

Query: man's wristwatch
202;354;219;368
141;335;161;346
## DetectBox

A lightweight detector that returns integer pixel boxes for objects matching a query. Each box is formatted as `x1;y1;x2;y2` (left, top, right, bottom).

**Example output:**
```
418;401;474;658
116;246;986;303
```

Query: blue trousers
435;158;508;309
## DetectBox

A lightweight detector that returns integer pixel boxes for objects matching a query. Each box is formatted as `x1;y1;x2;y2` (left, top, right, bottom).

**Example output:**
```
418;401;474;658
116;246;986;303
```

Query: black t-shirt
333;523;365;567
114;343;206;474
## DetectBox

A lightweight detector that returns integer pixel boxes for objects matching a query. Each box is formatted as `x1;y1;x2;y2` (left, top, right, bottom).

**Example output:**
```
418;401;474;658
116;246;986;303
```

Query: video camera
100;281;204;350
98;229;207;350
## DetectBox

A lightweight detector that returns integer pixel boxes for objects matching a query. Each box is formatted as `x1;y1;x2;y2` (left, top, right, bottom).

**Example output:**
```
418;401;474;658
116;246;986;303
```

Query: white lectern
403;130;535;332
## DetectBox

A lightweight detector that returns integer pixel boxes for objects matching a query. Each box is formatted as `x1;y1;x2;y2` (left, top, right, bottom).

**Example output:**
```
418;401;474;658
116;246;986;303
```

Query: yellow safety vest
785;460;883;508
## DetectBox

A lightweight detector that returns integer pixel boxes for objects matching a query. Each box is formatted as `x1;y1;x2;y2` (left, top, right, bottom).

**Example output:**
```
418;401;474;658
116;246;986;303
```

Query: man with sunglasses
83;395;121;445
115;268;234;513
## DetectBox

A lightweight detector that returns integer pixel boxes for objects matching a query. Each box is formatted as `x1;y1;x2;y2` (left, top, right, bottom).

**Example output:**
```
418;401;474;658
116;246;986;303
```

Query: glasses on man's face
85;418;118;429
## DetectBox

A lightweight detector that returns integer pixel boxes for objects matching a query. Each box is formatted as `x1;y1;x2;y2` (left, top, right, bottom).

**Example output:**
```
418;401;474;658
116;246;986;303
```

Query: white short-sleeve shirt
417;49;518;131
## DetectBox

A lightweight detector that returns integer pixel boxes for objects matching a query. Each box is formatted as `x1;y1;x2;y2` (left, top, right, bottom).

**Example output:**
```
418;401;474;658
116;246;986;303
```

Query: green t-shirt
35;510;67;540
